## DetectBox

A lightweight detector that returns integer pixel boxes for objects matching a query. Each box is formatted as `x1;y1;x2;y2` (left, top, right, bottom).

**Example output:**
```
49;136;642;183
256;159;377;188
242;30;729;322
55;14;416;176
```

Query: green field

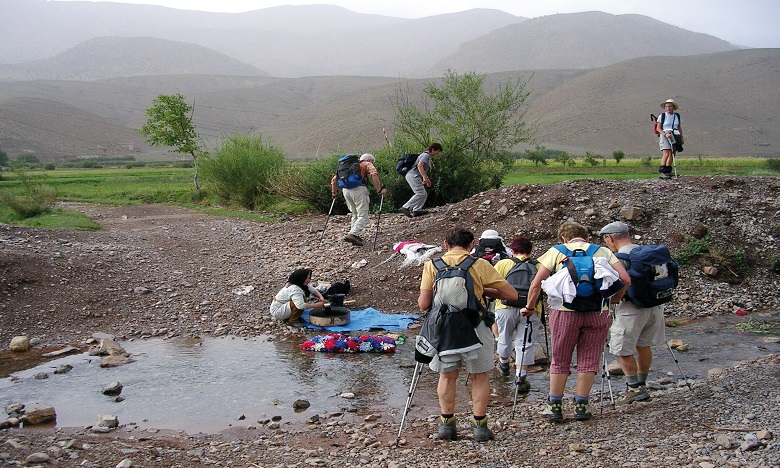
0;156;777;229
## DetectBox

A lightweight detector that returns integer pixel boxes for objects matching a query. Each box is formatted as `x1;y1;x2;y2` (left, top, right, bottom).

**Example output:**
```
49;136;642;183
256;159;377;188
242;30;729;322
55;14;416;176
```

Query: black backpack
500;257;539;308
395;153;418;176
431;256;487;327
336;154;363;189
616;245;679;308
472;238;511;265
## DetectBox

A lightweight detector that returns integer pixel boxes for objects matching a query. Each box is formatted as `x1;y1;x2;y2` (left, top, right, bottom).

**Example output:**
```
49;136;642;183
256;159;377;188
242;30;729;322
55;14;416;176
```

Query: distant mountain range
0;1;777;161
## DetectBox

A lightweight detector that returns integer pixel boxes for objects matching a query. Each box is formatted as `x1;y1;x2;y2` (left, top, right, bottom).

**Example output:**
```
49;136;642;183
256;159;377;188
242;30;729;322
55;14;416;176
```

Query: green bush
200;134;286;210
640;156;653;167
676;237;710;264
765;158;780;172
770;255;780;274
0;171;58;219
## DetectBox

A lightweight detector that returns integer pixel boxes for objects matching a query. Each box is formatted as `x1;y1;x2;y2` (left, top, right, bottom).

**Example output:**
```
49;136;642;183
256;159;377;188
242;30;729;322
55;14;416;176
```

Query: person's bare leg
469;372;490;416
437;370;459;414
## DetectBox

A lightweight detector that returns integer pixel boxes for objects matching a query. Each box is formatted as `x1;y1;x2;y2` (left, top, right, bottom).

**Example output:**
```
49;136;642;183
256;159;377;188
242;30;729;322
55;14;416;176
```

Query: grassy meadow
0;156;776;229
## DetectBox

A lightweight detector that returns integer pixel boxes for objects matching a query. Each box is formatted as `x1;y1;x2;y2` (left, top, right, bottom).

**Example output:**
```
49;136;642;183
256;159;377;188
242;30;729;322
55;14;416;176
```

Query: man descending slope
330;153;387;246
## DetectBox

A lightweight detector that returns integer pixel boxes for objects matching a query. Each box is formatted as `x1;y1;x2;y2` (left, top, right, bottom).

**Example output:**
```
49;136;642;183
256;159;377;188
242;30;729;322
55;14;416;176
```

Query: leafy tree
200;134;285;210
139;94;204;191
524;146;549;166
583;151;600;167
612;150;625;165
555;151;572;167
0;149;8;167
393;70;532;205
13;152;41;168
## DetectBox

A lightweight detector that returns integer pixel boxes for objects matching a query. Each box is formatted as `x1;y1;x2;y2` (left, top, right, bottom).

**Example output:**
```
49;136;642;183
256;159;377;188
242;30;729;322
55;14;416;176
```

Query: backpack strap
584;244;600;256
432;257;446;272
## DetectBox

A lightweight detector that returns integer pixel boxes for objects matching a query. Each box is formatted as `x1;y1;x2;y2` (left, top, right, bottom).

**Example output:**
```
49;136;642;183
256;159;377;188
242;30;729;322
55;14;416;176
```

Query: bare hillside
0;37;267;81
0;50;778;161
432;11;737;74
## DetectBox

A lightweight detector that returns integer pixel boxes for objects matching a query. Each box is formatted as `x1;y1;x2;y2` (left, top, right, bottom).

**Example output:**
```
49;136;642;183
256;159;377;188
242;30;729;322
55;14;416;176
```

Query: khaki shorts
429;321;495;374
609;301;665;356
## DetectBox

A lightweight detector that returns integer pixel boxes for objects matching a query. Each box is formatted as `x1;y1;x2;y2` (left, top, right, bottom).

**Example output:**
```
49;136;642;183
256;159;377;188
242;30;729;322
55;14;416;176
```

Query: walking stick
372;193;384;251
540;308;550;363
319;197;336;243
511;317;532;419
671;150;679;179
666;342;692;391
394;361;422;447
600;342;616;414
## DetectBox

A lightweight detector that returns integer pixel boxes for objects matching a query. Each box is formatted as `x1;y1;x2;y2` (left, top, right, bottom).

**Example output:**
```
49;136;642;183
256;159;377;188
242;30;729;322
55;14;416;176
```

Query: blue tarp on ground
302;307;419;332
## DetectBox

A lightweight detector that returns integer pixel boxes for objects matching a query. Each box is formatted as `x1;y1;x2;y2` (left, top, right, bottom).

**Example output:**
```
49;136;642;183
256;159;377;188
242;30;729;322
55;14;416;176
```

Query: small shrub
0;171;58;219
172;161;193;168
44;163;56;170
766;158;780;172
771;255;780;274
640;156;653;167
676;237;710;265
583;152;600;167
612;150;625;165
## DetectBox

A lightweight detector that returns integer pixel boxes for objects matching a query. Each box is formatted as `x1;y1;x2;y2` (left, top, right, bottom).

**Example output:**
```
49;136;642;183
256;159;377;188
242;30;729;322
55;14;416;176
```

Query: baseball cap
598;221;629;235
480;229;501;240
359;153;375;162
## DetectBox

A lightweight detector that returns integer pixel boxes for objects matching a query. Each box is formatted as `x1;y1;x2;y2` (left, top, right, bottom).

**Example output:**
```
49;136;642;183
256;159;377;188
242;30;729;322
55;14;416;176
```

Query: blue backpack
336;154;363;189
554;244;604;312
616;245;679;308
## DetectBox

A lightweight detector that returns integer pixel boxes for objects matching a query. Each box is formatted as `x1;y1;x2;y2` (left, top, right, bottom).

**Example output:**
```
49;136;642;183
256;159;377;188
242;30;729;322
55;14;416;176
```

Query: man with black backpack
330;153;387;246
416;228;517;442
599;221;677;405
492;235;541;392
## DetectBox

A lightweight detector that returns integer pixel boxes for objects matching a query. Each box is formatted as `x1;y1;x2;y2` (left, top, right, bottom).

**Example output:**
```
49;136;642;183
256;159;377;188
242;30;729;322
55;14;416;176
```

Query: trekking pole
372;193;384;251
671;150;679;179
394;361;422;447
666;342;692;391
540;308;550;363
319;197;336;243
511;317;532;419
600;343;615;414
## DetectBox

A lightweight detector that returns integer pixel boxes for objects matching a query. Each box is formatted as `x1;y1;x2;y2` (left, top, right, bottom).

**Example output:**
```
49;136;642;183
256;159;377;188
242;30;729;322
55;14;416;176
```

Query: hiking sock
664;166;673;173
659;165;665;173
473;415;487;422
637;373;649;386
499;357;509;364
574;395;589;405
626;374;640;387
441;413;454;420
549;394;563;403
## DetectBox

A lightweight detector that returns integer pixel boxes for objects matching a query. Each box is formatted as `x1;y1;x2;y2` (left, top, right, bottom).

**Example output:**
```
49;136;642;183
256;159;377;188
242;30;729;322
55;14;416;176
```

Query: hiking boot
617;385;651;405
470;416;494;442
515;377;531;394
412;209;429;217
574;400;592;420
437;416;457;440
398;207;413;218
496;361;510;377
542;398;563;422
344;234;364;246
658;172;671;180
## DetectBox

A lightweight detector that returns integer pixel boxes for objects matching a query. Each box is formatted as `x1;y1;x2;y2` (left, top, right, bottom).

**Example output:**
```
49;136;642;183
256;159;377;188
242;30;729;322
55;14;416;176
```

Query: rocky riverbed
1;175;779;466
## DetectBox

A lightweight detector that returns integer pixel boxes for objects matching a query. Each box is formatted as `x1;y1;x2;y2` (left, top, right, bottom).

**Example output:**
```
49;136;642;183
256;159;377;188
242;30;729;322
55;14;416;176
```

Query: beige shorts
429;321;495;374
609;301;665;356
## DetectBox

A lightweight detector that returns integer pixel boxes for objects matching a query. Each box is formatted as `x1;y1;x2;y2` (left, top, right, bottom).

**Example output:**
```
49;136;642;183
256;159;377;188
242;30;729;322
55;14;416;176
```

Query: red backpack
650;114;660;135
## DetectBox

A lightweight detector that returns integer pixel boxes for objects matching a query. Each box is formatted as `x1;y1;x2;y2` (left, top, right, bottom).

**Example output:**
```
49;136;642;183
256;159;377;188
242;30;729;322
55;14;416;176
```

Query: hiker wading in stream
417;228;518;441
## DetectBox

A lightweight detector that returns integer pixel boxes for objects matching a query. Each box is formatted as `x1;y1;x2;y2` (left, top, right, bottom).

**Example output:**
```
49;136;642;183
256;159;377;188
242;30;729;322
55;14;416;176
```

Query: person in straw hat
655;99;684;179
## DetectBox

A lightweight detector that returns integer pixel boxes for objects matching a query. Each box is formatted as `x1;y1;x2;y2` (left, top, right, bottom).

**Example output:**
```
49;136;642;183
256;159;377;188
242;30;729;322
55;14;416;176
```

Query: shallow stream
1;312;777;434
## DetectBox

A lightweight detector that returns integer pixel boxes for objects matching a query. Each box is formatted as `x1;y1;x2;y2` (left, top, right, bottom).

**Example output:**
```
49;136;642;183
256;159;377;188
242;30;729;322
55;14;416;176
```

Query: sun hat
598;221;630;235
480;229;502;240
661;99;678;110
359;153;375;162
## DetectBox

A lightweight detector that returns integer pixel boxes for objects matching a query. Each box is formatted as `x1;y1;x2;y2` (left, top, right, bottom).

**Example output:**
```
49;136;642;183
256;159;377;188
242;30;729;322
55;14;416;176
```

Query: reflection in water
0;315;776;434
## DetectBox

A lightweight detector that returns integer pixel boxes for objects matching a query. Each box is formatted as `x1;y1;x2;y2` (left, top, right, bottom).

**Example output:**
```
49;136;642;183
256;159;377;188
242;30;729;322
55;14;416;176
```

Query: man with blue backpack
599;221;678;405
330;153;387;246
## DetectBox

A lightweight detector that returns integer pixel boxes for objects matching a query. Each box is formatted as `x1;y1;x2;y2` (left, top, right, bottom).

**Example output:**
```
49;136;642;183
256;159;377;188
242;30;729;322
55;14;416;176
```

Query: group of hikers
269;99;682;441
415;221;675;441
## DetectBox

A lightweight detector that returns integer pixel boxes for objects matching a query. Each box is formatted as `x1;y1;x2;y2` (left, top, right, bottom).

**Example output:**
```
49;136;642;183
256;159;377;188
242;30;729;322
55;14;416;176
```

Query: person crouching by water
270;269;326;326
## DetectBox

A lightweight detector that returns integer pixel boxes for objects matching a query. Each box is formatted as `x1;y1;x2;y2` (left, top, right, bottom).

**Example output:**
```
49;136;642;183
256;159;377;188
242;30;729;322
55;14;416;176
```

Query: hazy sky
53;0;779;48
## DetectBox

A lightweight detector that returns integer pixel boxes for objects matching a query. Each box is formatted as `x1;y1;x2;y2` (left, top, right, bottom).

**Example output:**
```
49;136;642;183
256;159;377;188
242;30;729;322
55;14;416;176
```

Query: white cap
359;153;375;162
480;229;501;240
